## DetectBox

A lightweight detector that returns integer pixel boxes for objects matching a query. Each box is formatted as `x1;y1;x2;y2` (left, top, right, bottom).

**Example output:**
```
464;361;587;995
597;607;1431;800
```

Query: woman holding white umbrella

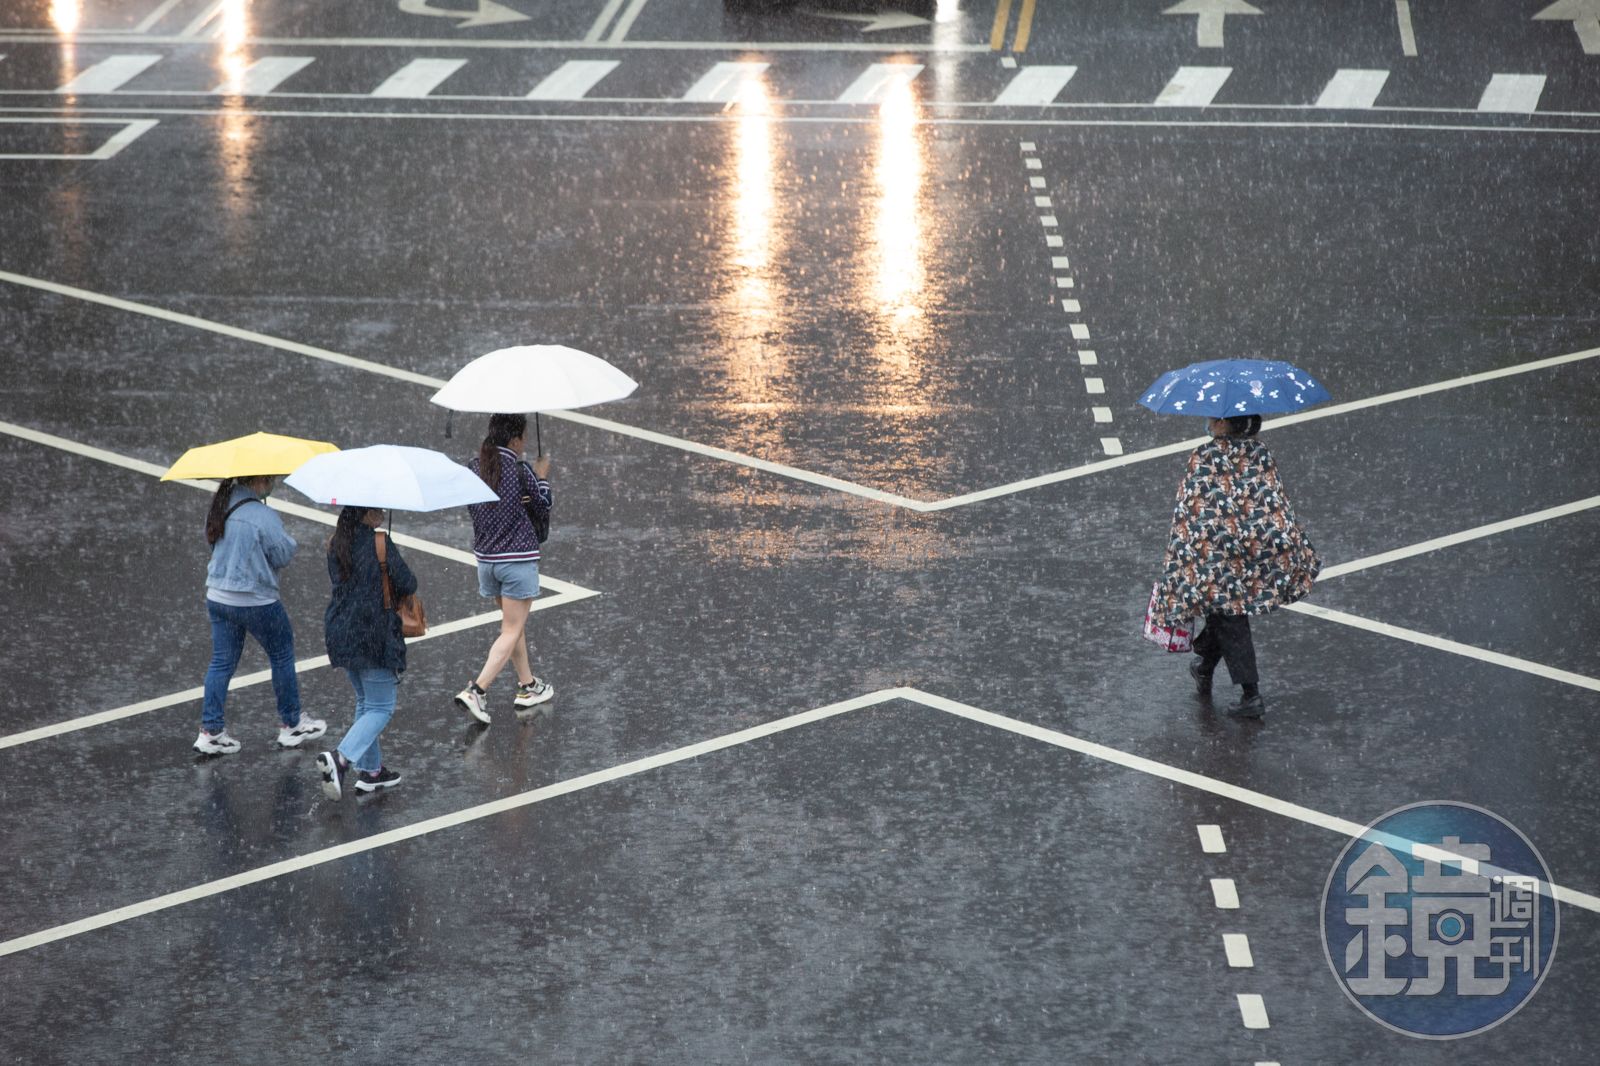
454;413;554;723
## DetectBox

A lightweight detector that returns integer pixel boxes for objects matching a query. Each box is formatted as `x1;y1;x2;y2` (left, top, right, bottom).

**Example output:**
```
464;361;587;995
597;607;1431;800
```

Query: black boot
1189;659;1214;699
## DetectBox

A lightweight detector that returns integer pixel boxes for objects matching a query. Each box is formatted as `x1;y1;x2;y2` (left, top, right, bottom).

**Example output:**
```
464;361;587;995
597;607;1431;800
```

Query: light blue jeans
338;668;397;773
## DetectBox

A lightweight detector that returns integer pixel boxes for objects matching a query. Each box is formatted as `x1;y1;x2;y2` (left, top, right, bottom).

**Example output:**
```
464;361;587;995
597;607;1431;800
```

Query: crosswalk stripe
57;55;162;95
1154;66;1232;107
681;61;769;103
1314;68;1389;109
526;60;619;101
1478;73;1546;114
836;63;924;105
370;58;467;99
994;65;1077;106
212;57;314;96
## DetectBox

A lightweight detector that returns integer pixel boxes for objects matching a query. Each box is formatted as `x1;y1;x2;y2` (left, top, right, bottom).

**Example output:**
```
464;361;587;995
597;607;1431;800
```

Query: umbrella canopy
161;432;338;481
1138;359;1331;417
429;344;638;413
284;445;497;511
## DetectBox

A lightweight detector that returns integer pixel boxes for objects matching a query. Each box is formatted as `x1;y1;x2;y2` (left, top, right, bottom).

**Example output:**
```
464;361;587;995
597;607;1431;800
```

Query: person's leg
339;668;395;773
505;597;535;687
1213;615;1260;689
244;601;302;728
1191;615;1224;675
475;596;534;691
201;600;247;734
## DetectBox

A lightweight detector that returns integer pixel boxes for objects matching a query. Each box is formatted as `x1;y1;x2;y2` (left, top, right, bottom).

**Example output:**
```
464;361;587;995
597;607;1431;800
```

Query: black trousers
1192;613;1259;687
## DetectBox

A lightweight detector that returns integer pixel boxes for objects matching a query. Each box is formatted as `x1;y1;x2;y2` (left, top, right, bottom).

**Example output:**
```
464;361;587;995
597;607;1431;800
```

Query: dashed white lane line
1091;406;1113;423
370;57;468;99
1084;377;1105;393
1070;323;1090;340
1051;255;1070;268
1078;349;1098;365
57;54;162;94
1039;213;1059;227
1197;824;1227;853
1222;933;1255;968
1395;0;1418;57
1479;73;1546;114
1210;878;1240;908
1237;994;1270;1030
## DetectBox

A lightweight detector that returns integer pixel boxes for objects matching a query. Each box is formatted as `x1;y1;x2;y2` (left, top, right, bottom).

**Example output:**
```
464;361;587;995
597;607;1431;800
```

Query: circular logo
1320;801;1558;1039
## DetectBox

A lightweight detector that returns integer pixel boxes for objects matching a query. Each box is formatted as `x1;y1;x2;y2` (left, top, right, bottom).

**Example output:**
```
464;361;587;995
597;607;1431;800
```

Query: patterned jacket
466;446;551;563
1153;436;1320;623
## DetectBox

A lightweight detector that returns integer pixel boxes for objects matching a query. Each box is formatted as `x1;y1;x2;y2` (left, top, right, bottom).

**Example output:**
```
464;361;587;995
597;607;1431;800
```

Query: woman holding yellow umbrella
164;433;337;756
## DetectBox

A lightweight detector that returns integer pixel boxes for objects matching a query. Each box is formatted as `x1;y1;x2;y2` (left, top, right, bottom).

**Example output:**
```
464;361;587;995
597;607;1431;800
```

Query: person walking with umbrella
194;474;327;754
455;413;554;722
1143;362;1324;718
315;506;417;798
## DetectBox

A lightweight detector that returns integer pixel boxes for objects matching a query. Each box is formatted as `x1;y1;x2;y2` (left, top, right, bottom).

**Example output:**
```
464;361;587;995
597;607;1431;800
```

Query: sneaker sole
512;689;554;709
193;743;241;756
317;754;343;800
354;778;402;794
455;695;491;724
277;727;327;749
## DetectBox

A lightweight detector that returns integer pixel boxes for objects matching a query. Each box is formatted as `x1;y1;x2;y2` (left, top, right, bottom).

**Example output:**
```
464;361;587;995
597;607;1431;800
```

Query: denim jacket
205;485;297;602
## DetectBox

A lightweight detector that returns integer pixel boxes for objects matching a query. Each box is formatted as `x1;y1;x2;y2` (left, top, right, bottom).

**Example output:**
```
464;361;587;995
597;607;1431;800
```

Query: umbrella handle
535;413;542;458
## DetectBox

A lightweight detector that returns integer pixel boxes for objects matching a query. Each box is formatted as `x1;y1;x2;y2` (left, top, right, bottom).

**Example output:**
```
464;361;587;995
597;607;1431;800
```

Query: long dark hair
205;478;238;546
328;506;371;582
477;413;526;494
1221;414;1263;438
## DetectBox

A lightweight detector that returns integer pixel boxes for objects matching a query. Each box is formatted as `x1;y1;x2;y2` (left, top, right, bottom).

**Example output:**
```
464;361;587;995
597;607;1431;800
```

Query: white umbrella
430;344;639;453
284;445;496;511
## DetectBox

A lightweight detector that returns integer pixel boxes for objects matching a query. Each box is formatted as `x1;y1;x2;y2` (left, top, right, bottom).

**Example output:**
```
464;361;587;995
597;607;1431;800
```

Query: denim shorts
477;560;540;601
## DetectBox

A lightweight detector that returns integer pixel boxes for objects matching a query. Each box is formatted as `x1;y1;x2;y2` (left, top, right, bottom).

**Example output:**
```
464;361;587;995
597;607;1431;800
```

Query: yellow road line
1013;0;1038;52
989;0;1015;51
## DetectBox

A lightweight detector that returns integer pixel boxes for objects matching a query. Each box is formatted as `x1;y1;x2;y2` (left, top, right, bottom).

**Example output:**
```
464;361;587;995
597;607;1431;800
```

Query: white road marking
370;58;468;99
0;611;510;752
1535;0;1600;54
836;63;924;104
135;0;189;34
995;65;1077;106
1223;933;1254;968
0;116;157;160
56;54;162;95
1057;276;1074;287
1285;602;1600;692
1478;73;1547;114
1039;214;1058;227
1025;157;1042;169
1061;299;1081;312
1071;323;1091;341
1314;69;1390;109
681;61;769;103
1154;66;1232;108
212;57;315;96
1092;407;1113;423
1164;0;1262;48
1319;495;1600;581
585;0;630;43
1045;234;1064;247
1077;349;1097;365
1029;176;1046;188
607;0;654;43
1210;878;1240;908
1033;195;1053;207
180;0;225;38
1237;994;1270;1029
1051;256;1070;268
7;685;1600;957
1100;437;1123;455
1395;0;1418;56
1083;377;1104;393
1019;140;1036;151
0;33;987;53
1197;825;1227;853
527;60;620;100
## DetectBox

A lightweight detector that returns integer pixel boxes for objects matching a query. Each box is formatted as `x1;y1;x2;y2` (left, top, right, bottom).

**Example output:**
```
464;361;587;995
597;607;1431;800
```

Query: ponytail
477;413;527;494
204;479;237;546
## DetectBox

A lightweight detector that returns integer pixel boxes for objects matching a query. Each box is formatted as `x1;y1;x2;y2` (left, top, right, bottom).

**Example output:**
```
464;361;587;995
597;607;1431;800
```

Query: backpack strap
374;531;394;611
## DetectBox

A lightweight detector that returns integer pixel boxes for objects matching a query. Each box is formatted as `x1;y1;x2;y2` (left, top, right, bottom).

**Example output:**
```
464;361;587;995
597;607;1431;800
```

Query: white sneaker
277;716;327;748
454;684;491;724
194;729;242;755
513;678;554;708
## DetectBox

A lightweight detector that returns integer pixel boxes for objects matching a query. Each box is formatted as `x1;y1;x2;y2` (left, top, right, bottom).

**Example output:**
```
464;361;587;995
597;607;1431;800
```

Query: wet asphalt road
2;2;1599;1063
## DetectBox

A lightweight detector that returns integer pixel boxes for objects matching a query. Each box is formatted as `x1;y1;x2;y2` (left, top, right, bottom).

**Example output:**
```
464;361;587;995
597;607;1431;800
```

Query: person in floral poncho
1152;414;1320;717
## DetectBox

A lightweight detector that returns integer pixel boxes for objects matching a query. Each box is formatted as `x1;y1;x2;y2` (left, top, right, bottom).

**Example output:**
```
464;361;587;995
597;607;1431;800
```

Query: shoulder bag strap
374;530;395;611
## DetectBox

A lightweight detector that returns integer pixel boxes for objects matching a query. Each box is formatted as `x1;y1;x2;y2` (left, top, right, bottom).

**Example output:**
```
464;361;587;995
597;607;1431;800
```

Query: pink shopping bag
1142;583;1195;653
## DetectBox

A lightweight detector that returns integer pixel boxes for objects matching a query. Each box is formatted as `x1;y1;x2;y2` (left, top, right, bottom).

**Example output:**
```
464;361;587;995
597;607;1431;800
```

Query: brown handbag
374;531;426;638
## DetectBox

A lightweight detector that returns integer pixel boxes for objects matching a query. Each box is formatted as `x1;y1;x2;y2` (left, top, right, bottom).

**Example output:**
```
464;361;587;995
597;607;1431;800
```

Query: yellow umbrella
161;432;339;482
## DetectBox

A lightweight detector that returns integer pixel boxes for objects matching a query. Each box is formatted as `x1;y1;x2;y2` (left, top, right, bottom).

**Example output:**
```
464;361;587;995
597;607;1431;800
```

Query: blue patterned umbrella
1138;359;1331;416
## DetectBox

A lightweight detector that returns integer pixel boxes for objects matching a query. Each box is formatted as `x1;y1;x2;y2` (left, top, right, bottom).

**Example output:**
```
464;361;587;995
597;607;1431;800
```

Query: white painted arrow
1163;0;1262;48
800;7;931;33
1534;0;1600;54
397;0;529;30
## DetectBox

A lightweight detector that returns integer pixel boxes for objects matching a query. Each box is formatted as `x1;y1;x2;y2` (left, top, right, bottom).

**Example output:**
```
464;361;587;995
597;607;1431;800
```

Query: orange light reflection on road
50;0;81;34
872;77;925;323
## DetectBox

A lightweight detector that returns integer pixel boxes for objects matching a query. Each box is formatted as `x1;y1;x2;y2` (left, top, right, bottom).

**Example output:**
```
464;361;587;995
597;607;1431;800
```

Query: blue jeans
203;599;301;734
338;668;397;773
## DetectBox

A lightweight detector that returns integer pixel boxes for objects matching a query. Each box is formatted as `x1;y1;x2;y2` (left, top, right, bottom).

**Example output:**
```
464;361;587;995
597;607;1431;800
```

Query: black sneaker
317;750;349;800
1226;692;1266;718
354;766;403;793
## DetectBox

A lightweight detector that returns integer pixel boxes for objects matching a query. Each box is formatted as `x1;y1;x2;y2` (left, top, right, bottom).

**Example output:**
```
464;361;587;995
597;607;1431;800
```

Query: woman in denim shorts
454;413;555;723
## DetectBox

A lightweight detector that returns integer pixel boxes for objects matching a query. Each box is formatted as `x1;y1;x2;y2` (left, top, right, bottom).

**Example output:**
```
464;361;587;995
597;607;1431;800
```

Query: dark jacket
466;446;551;563
324;527;418;673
